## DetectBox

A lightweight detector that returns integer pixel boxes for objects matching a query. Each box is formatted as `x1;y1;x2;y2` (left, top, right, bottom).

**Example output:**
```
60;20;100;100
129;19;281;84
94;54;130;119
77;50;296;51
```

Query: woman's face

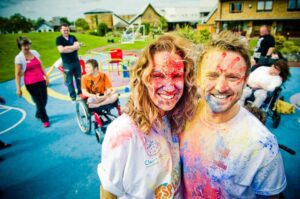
21;44;30;52
146;51;185;115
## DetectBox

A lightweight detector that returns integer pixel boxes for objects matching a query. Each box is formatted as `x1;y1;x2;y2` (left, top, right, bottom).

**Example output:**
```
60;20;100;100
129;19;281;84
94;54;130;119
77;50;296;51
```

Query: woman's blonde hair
125;33;198;134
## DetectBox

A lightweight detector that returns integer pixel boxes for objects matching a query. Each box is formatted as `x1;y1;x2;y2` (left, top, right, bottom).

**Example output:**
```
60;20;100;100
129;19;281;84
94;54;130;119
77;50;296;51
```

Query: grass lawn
0;32;109;82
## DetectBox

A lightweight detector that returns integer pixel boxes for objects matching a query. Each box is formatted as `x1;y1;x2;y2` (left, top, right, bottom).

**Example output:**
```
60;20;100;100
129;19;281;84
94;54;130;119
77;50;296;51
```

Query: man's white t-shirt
98;114;181;198
180;105;286;198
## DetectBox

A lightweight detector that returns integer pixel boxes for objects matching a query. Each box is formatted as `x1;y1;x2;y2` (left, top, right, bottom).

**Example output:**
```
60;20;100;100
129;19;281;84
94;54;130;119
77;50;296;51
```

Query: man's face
260;26;268;36
60;26;70;37
199;50;247;114
146;51;185;115
85;63;96;76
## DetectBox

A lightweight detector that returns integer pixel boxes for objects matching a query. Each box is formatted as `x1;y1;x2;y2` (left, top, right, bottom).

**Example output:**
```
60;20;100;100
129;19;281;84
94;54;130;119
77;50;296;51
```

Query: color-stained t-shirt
82;72;112;95
98;114;182;198
180;101;286;198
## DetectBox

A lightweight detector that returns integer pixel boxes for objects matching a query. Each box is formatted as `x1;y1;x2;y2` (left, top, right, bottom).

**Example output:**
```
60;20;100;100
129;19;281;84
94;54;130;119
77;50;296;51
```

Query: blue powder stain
206;95;222;113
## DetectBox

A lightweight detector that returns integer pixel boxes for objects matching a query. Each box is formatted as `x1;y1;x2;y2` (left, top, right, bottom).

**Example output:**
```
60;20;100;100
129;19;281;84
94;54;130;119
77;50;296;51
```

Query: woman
98;34;198;198
15;36;50;127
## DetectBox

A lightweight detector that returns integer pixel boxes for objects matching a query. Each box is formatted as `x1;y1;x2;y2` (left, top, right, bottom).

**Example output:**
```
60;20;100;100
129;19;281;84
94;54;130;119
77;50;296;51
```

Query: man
81;59;118;108
180;31;286;198
253;25;275;64
56;23;81;101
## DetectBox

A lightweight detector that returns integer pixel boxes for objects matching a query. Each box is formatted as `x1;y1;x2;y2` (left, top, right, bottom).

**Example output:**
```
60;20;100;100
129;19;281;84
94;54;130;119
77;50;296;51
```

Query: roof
203;5;218;24
128;3;163;24
84;9;113;15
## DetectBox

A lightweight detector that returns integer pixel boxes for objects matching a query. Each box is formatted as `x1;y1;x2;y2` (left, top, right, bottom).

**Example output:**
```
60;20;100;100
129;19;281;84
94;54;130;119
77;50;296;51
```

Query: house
36;23;54;32
203;0;300;37
84;9;114;30
157;7;211;30
127;4;162;27
83;3;213;32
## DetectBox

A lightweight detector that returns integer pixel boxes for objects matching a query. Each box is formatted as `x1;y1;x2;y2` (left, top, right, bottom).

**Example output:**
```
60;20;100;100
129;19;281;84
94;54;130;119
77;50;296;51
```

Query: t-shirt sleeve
73;35;78;42
265;77;282;92
56;37;62;46
252;152;287;196
104;73;112;89
81;75;88;90
97;118;132;196
269;36;275;48
14;54;22;65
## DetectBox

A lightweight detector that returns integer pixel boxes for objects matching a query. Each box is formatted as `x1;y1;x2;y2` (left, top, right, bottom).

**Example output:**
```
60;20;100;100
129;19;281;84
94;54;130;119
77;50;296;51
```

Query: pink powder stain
213;160;227;170
216;52;227;73
109;131;133;149
227;56;241;69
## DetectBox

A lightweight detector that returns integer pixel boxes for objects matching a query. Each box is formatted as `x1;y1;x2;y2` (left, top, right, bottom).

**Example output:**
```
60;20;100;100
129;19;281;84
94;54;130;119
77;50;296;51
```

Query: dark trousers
26;81;49;122
63;61;82;99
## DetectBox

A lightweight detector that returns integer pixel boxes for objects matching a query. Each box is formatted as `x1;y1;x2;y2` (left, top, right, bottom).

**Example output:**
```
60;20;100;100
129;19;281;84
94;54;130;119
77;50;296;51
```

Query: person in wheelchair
81;59;118;109
240;59;290;108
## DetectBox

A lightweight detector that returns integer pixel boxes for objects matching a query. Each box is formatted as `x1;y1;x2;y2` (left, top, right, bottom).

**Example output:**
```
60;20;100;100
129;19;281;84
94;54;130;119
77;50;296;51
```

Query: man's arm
57;44;79;53
266;47;275;57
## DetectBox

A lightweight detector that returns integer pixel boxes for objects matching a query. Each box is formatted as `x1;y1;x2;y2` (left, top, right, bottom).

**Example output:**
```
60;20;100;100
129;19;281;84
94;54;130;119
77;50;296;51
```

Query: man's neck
202;103;240;124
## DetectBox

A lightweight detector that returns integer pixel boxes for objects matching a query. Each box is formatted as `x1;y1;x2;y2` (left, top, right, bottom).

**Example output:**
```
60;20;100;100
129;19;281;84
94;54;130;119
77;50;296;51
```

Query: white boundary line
0;104;27;134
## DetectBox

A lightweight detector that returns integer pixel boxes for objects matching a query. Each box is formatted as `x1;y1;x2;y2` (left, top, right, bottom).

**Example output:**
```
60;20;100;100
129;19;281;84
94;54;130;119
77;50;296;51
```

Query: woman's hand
16;89;22;96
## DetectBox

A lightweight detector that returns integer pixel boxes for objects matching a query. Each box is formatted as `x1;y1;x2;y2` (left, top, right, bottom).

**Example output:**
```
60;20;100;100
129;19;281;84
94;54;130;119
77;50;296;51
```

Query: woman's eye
172;73;183;78
151;73;164;78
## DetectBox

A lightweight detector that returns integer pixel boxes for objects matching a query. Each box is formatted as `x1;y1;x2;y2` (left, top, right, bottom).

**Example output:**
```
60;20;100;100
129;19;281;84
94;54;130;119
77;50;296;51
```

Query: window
288;0;300;10
257;1;273;12
230;2;243;13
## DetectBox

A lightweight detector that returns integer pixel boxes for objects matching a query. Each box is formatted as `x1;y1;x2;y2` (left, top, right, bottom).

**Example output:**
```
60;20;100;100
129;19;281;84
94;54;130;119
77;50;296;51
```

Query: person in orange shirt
81;59;118;108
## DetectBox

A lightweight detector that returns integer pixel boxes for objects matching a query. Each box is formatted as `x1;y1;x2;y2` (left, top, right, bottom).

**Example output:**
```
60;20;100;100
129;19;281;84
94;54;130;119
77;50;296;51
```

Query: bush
275;35;286;50
98;23;108;36
193;29;211;44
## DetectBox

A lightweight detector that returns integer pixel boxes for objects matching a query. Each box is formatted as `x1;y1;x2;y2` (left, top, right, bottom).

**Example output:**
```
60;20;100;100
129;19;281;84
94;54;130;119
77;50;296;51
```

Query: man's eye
227;76;240;81
207;74;218;79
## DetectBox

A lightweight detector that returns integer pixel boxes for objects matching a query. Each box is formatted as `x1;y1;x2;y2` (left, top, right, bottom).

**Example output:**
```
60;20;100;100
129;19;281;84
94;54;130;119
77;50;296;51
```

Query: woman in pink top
15;36;50;127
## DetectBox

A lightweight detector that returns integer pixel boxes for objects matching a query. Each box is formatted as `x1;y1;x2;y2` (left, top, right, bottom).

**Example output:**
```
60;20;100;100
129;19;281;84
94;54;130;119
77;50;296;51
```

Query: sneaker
43;121;50;128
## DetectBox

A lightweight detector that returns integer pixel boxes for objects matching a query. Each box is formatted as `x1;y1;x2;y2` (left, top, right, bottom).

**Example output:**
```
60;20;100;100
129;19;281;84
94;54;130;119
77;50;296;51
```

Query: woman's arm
100;185;117;199
15;64;22;96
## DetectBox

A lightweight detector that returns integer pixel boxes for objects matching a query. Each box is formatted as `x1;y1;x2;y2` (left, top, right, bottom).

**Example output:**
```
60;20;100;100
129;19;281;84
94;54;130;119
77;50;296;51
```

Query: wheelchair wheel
75;100;91;133
272;111;281;129
95;127;107;144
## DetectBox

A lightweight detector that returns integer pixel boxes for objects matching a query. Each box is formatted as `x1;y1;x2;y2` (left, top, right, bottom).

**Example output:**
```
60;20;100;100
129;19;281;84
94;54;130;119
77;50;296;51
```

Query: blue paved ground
0;68;299;199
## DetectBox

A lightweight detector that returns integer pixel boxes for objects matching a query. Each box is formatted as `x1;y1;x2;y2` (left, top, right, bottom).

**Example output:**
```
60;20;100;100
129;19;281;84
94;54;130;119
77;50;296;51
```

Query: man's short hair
86;59;99;69
197;31;251;78
60;23;69;29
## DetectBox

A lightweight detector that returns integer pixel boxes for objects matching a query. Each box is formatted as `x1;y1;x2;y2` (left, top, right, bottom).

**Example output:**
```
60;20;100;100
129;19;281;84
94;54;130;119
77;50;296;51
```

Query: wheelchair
245;86;282;129
75;97;122;143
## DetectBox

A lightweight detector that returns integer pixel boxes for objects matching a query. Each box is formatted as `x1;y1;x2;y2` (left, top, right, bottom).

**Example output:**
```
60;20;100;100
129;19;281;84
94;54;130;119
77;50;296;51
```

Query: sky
0;0;217;21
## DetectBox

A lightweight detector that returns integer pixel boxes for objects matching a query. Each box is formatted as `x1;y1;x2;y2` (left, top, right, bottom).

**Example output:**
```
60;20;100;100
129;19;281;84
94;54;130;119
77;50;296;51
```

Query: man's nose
215;76;229;92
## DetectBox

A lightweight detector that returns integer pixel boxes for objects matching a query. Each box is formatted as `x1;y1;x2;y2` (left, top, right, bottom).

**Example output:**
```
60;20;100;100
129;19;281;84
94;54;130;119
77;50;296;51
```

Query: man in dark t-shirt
56;23;82;101
253;25;275;64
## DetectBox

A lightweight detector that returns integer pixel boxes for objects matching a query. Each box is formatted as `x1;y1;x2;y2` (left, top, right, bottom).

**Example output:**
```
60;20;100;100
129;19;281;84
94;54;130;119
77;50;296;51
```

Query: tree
98;23;108;36
34;17;46;29
60;17;71;25
9;13;33;33
159;17;168;32
75;18;89;30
